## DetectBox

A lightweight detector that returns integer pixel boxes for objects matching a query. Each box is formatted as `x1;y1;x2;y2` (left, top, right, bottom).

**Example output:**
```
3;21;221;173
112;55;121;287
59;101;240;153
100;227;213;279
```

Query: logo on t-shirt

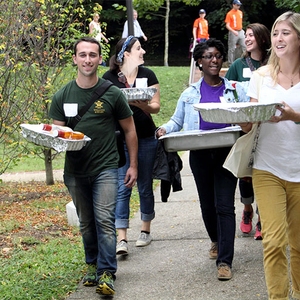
94;100;105;114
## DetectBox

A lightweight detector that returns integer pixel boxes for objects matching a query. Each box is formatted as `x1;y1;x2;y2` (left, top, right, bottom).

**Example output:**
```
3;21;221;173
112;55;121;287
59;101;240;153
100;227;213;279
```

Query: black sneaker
96;271;115;295
82;264;97;286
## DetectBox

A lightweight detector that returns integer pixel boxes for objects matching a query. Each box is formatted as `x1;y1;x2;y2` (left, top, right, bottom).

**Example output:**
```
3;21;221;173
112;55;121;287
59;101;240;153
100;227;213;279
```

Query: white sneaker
135;232;152;247
116;240;128;255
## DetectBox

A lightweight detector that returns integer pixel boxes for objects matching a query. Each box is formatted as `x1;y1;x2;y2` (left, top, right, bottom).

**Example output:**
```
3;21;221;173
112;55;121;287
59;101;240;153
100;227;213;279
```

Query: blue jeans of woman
64;169;118;277
115;137;157;229
189;147;237;267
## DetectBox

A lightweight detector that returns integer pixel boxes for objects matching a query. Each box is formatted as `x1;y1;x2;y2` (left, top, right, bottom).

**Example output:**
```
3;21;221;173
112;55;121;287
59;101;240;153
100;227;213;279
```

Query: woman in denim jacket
157;39;239;281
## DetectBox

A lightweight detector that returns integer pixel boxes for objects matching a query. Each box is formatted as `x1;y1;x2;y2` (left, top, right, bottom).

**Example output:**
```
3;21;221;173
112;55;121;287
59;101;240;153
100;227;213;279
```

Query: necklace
211;80;223;87
279;70;299;87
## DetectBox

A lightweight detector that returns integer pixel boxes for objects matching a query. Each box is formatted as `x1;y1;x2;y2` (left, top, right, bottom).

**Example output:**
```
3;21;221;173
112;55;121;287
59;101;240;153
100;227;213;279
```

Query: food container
159;126;241;152
193;102;281;123
120;87;157;101
20;124;91;152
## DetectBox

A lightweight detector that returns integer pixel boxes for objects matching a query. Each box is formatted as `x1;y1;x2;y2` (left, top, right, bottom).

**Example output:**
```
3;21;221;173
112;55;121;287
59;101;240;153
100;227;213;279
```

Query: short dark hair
193;38;226;67
73;37;102;56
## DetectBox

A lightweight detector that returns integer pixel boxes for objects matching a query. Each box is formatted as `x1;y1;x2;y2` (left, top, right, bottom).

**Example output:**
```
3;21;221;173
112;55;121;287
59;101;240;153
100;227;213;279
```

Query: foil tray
193;102;281;123
159;126;241;152
120;87;157;101
20;124;91;152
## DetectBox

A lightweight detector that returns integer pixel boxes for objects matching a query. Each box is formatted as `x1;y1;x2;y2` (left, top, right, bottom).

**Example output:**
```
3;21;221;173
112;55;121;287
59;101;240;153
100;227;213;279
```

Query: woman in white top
89;13;108;44
245;11;300;300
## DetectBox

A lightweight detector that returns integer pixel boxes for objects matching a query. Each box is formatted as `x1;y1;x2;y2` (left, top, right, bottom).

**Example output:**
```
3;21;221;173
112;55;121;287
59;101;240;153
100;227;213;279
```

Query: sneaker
209;242;218;259
254;221;263;240
82;264;97;286
116;240;128;255
96;271;115;295
240;210;253;234
136;232;152;247
217;263;232;281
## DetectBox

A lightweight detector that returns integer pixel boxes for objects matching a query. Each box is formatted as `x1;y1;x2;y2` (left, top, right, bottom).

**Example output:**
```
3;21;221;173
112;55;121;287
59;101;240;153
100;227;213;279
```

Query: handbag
223;69;265;178
223;123;260;178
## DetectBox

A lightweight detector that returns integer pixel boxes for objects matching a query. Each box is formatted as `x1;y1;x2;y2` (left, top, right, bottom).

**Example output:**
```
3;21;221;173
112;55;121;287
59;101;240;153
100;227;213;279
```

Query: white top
248;68;300;182
89;20;102;42
122;19;145;38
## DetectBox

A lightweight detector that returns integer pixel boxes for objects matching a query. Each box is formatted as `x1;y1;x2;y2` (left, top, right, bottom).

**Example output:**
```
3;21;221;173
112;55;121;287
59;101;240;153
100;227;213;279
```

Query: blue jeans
64;169;118;277
189;148;237;267
115;137;157;229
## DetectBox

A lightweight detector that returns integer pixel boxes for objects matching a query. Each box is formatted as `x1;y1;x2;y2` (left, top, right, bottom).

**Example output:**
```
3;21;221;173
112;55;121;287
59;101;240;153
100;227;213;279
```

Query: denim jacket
161;77;247;133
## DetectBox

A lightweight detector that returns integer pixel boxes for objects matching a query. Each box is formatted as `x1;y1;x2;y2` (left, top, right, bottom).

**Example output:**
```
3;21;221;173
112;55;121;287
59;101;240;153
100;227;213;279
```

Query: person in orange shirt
224;0;246;66
193;9;209;43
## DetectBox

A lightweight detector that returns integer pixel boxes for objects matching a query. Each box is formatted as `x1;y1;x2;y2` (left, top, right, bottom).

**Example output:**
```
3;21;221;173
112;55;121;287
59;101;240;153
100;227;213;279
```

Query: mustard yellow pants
252;169;300;300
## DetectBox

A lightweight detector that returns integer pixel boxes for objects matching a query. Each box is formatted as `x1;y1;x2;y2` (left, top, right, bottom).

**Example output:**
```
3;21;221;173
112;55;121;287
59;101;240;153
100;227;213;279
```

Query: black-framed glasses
201;54;223;60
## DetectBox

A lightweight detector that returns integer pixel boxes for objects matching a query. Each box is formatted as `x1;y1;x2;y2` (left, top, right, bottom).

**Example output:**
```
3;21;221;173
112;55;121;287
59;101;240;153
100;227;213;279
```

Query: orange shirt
224;9;243;31
193;18;209;39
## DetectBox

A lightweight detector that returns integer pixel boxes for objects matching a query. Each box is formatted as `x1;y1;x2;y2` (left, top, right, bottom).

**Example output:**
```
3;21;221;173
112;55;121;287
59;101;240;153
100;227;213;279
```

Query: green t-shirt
49;78;133;177
225;57;261;82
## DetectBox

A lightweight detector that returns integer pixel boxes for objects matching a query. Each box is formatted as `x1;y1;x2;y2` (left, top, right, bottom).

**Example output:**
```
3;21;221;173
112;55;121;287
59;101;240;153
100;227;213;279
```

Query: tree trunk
44;148;55;185
164;0;170;67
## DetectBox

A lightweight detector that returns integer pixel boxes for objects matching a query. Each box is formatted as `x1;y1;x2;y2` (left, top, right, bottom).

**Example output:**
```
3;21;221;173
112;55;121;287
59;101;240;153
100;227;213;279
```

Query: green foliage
133;0;199;14
0;0;88;176
181;0;201;5
133;0;164;14
112;3;127;12
274;0;300;11
0;0;108;178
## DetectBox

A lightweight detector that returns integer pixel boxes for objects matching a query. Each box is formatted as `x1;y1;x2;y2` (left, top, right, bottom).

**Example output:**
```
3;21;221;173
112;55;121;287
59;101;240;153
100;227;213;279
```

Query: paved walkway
66;151;273;300
2;151;292;300
0;169;64;182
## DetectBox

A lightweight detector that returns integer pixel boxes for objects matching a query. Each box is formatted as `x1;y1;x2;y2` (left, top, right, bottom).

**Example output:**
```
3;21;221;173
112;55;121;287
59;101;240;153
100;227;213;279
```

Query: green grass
1;238;84;300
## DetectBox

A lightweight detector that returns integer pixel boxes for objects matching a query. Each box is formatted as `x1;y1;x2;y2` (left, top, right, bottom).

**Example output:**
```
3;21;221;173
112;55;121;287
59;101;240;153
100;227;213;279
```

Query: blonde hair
267;11;300;82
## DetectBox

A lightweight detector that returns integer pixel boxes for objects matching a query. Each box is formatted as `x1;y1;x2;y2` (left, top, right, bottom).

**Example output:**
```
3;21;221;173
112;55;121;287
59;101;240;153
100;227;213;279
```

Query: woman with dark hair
226;23;271;240
226;23;270;80
157;38;238;281
103;36;160;255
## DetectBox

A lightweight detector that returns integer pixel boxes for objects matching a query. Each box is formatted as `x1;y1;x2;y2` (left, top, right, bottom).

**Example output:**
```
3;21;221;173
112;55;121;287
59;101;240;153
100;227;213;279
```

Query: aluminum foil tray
193;102;281;123
121;87;157;101
20;124;91;152
159;126;241;152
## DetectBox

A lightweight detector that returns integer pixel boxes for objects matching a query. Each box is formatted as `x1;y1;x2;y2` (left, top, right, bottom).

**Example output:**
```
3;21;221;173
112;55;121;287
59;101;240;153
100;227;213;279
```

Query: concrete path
0;169;63;182
66;151;272;300
2;151;293;300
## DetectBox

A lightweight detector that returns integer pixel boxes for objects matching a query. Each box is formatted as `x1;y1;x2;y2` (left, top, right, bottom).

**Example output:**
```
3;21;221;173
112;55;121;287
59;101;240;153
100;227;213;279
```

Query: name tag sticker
243;68;252;79
63;103;78;117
